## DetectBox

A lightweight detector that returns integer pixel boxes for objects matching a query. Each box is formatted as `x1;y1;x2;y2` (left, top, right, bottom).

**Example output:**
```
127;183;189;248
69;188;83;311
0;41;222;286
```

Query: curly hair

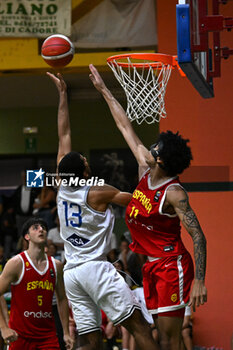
156;130;192;176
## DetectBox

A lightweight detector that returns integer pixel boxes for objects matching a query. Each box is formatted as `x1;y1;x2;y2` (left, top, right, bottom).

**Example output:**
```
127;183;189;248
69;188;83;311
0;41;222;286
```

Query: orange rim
107;53;178;69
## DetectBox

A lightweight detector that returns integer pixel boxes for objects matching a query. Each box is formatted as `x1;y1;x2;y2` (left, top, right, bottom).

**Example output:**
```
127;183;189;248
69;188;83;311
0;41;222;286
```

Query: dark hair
114;260;124;271
58;151;86;181
156;130;192;176
120;236;130;245
21;218;48;238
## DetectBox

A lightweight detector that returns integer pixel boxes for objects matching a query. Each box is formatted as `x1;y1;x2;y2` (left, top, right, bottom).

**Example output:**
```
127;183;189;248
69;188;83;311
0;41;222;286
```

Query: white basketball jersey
57;185;114;270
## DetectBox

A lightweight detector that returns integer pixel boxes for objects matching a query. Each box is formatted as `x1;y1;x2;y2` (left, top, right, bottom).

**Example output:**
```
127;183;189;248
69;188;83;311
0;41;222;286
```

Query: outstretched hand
188;279;207;312
46;72;67;93
89;64;106;92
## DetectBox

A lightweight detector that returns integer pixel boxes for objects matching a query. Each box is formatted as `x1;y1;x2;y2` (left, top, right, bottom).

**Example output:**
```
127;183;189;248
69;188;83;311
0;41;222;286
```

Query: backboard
176;0;233;98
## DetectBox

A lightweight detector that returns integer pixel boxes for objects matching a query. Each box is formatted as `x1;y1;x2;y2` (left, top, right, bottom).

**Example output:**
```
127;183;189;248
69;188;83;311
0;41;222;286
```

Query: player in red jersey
0;217;74;350
89;64;207;350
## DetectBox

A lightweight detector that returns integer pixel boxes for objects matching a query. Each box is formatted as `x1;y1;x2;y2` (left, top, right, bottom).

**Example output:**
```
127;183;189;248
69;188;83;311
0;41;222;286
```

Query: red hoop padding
107;53;179;69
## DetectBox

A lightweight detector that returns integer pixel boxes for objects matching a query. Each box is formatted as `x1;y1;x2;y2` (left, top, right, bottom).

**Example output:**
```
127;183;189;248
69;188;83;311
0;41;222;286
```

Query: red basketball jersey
126;171;187;257
9;251;57;339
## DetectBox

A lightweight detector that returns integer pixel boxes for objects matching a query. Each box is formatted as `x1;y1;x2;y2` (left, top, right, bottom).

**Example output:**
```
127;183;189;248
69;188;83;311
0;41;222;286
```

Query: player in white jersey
47;72;159;350
57;184;114;270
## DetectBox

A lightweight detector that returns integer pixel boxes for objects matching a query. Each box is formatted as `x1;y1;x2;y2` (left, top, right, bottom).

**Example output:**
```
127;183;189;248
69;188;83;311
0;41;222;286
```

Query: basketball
41;34;75;68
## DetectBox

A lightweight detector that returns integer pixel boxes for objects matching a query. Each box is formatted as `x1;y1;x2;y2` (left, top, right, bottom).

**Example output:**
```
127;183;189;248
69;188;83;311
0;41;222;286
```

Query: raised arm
89;64;150;178
88;185;132;212
167;186;207;311
47;72;71;166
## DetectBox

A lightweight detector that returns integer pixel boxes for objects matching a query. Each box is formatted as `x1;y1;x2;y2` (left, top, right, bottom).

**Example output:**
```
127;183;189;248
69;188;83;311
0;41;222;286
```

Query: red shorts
143;252;194;317
9;335;60;350
101;309;108;335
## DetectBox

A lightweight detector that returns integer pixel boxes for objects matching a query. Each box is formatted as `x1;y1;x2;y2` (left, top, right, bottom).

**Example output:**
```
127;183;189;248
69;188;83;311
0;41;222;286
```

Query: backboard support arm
176;0;232;98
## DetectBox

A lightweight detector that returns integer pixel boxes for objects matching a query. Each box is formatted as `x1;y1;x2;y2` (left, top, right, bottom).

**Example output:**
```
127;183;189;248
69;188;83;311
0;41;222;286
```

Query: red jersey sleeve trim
159;183;184;218
148;176;177;191
24;251;49;275
139;168;150;181
11;254;24;286
51;256;57;286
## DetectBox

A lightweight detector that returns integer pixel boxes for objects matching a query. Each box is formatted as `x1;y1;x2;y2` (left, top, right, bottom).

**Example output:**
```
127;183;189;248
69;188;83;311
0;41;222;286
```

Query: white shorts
64;260;140;335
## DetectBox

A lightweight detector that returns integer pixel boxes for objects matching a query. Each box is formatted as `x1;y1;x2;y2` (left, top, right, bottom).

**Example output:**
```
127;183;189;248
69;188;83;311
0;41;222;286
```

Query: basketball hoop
107;53;182;124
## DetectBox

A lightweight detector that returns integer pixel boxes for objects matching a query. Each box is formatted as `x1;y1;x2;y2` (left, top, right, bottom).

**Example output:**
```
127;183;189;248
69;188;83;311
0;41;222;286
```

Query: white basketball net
108;58;172;124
